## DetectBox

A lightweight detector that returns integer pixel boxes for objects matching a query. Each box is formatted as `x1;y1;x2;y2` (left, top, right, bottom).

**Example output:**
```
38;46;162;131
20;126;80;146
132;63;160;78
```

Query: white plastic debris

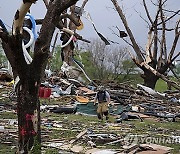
137;84;166;98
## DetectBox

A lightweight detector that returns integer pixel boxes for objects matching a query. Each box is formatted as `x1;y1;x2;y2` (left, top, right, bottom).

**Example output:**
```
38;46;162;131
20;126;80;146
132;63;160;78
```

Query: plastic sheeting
77;102;128;116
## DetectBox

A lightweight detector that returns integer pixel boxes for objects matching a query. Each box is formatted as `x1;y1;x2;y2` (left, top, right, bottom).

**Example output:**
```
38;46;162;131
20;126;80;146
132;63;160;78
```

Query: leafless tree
85;39;131;80
108;46;129;79
85;39;109;79
111;0;180;89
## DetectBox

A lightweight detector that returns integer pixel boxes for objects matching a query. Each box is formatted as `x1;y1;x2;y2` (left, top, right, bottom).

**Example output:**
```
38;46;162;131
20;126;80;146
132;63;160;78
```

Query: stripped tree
111;0;180;89
58;0;92;82
0;0;79;153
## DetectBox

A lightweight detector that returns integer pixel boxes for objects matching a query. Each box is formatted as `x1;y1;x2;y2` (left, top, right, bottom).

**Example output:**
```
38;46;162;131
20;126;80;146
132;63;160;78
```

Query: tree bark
0;0;79;153
17;78;40;153
142;70;159;89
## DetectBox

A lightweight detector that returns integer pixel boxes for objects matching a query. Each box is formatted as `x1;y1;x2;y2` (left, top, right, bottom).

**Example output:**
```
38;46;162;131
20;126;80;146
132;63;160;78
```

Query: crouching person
94;86;110;121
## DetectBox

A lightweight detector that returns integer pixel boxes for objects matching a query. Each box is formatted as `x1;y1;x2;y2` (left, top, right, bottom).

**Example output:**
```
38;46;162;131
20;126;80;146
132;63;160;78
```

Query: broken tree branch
111;0;144;63
81;0;89;10
145;30;153;63
157;10;180;26
12;0;37;35
168;19;180;62
169;65;180;81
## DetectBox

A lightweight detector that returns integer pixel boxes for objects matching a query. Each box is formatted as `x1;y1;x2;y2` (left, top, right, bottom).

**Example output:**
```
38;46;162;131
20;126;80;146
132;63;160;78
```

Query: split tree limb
145;30;153;63
160;0;167;60
12;0;37;35
157;0;167;69
168;19;180;62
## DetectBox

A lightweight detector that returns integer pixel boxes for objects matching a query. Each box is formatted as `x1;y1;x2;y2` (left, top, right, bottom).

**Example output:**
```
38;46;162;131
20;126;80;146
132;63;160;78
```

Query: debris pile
0;76;180;153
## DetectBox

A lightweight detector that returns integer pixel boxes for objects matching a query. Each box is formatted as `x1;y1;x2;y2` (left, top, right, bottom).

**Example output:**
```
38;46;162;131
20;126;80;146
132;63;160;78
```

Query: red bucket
43;88;51;98
39;87;45;98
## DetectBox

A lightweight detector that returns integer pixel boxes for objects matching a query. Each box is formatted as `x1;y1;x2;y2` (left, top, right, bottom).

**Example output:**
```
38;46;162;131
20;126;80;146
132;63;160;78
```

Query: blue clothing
25;13;38;39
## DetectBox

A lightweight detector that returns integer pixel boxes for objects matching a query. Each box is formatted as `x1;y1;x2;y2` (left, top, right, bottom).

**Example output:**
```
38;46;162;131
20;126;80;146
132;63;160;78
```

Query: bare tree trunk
61;1;89;76
17;79;40;153
61;5;77;66
0;0;79;153
141;70;159;89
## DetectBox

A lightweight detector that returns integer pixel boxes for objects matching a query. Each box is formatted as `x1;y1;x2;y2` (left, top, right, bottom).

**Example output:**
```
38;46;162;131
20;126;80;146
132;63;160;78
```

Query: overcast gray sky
0;0;179;52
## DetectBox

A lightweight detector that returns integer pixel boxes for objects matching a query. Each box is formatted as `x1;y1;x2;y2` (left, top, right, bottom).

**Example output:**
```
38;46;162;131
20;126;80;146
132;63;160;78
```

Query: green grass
124;119;180;153
116;74;169;92
44;148;59;154
156;77;179;92
129;119;180;131
165;144;180;154
0;144;16;154
117;74;177;92
155;79;168;92
1;108;180;153
0;111;17;119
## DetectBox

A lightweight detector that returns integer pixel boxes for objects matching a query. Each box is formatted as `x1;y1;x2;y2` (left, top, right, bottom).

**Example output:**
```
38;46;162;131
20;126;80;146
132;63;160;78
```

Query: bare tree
85;39;131;80
111;0;180;89
108;46;129;79
0;0;80;153
85;39;111;79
